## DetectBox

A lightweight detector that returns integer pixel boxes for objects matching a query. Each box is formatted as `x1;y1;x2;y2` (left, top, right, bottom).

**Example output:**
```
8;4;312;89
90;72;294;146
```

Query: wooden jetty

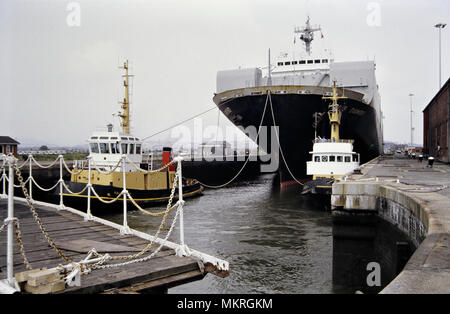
0;199;218;294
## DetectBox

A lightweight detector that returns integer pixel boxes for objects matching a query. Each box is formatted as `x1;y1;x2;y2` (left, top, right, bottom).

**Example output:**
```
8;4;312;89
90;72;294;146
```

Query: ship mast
322;79;347;141
118;60;133;135
294;16;322;55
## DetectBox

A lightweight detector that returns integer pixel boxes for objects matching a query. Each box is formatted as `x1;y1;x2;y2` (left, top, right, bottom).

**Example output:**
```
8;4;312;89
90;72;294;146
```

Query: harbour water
103;173;338;294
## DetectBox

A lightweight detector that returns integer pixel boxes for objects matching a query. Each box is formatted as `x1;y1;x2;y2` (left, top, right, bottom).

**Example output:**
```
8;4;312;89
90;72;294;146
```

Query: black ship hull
214;86;382;188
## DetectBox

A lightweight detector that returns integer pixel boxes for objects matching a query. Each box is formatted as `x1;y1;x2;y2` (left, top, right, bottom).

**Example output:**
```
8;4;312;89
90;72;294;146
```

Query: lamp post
434;23;446;89
409;93;414;146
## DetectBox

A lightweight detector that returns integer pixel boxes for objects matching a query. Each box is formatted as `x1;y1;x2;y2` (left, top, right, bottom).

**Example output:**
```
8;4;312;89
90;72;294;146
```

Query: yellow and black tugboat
303;79;360;195
61;60;202;208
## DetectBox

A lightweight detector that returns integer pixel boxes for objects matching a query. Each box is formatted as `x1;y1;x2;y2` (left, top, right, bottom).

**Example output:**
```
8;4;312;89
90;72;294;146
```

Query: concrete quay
331;155;450;294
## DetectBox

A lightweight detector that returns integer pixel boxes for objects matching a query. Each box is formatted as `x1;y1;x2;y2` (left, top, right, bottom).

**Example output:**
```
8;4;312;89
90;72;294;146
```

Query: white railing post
4;156;19;291
28;154;33;202
174;156;189;258
121;155;130;234
85;157;93;221
58;155;64;209
1;166;5;198
178;158;185;247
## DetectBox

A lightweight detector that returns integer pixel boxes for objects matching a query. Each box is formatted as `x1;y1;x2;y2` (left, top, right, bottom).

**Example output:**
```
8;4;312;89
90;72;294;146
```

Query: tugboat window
345;156;351;162
129;144;135;154
114;143;121;154
353;154;358;162
299;60;306;64
314;156;320;162
100;143;109;154
314;59;320;63
292;61;298;65
285;61;291;65
337;156;343;162
321;155;328;162
121;143;128;154
136;144;142;154
277;62;283;66
90;143;99;153
329;155;335;162
307;60;313;64
322;59;328;63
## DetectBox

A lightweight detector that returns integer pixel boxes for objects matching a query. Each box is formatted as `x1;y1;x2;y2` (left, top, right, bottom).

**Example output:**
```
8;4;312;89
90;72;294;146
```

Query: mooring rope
195;92;270;189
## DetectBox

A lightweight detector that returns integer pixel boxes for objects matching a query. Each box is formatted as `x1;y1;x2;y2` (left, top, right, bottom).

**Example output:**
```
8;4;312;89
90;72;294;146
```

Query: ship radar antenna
118;59;134;135
322;79;347;141
294;16;322;55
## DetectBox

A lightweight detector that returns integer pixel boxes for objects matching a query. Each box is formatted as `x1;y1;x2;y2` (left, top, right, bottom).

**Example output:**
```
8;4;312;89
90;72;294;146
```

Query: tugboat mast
118;60;133;135
322;79;347;141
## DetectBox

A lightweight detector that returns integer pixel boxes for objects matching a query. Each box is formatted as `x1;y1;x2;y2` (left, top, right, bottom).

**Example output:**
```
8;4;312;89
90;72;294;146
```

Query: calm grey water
103;173;335;294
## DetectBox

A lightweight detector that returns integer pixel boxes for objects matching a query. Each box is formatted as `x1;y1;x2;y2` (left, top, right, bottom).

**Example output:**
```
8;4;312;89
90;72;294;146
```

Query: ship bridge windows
314;59;321;64
136;144;142;154
121;143;128;154
307;60;313;64
345;156;351;162
321;155;328;162
277;62;283;66
121;137;128;140
329;155;336;162
100;143;110;154
322;59;328;63
285;61;291;66
292;61;298;65
111;143;121;154
90;143;99;154
337;156;343;162
129;143;135;154
299;60;306;64
353;154;359;162
314;156;320;162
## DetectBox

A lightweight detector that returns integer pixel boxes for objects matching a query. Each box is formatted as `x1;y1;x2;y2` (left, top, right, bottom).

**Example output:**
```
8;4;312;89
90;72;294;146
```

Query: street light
434;23;446;89
409;93;414;146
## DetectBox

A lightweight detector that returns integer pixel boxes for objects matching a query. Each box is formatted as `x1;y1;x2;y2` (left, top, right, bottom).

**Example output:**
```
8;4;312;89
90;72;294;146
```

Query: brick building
0;136;20;157
423;77;450;163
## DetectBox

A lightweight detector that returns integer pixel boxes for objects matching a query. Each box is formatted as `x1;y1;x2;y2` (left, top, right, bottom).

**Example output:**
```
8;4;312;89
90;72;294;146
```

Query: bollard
428;156;435;168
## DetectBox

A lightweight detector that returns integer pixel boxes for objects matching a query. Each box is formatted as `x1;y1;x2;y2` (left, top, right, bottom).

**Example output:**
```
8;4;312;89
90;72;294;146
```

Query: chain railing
0;153;229;293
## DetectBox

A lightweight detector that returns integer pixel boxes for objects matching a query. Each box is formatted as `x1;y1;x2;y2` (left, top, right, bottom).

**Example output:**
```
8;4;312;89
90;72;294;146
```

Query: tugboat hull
60;180;203;210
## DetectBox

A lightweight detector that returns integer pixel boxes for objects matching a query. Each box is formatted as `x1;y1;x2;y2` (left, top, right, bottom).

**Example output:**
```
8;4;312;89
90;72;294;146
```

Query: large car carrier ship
213;17;383;188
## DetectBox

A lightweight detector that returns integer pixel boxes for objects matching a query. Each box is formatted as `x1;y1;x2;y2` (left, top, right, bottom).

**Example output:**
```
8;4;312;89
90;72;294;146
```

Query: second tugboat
61;60;203;208
303;79;360;195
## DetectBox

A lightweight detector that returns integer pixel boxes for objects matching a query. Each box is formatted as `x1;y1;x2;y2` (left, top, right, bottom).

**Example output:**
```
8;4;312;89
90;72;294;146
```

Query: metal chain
6;153;184;273
12;219;32;270
12;158;73;265
94;163;180;262
0;217;32;269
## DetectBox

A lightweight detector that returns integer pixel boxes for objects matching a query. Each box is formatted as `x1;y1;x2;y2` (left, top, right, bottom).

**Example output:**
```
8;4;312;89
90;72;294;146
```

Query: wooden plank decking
0;199;205;293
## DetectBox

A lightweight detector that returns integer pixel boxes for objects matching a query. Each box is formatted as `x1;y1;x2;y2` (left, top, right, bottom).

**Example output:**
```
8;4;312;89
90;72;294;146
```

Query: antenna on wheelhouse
294;16;322;55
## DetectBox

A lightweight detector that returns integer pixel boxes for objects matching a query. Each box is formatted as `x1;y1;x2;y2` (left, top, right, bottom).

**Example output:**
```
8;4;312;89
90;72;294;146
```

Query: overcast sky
1;0;449;148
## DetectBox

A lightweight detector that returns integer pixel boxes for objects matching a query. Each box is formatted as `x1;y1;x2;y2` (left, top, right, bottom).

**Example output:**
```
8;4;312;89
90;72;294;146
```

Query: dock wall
331;169;450;293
